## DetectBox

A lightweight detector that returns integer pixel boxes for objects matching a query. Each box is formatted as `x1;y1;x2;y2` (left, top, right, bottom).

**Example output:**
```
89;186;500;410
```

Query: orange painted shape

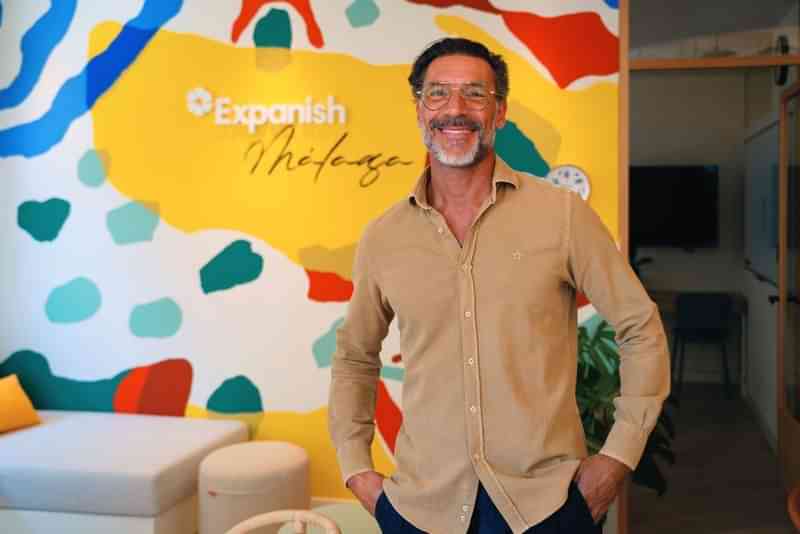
113;367;150;413
501;10;618;89
306;270;354;302
137;359;193;416
375;379;402;454
231;0;324;48
405;0;500;14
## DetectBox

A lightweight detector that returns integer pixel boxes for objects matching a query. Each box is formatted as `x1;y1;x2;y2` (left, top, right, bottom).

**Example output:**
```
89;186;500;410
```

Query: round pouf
199;441;310;534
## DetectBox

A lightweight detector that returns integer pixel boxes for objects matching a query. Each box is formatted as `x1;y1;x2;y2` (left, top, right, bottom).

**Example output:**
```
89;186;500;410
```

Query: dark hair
408;38;509;100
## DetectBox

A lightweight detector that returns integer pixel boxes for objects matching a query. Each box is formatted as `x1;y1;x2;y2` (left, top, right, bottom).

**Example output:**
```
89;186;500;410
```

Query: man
329;38;669;534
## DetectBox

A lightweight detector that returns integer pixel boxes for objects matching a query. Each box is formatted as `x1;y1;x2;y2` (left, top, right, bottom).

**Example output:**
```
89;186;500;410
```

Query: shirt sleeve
328;223;395;484
565;192;670;470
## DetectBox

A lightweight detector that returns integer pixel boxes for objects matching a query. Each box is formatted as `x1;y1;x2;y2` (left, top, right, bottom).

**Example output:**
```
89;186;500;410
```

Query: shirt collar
408;156;520;210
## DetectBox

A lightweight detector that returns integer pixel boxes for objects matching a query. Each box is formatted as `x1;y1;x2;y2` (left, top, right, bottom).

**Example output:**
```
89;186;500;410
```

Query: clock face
545;165;591;200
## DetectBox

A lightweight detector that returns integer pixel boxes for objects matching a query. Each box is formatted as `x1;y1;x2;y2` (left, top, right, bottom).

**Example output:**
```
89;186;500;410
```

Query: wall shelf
631;54;800;71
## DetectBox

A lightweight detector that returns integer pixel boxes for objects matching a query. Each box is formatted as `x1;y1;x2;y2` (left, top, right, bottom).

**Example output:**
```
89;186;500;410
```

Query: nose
443;88;468;114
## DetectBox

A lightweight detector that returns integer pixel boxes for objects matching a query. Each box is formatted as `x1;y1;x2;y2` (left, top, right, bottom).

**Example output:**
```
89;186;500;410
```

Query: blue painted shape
106;201;159;244
78;149;106;187
207;376;263;413
346;0;380;28
312;318;344;368
380;366;405;382
603;0;618;8
130;297;182;338
0;0;78;110
0;0;183;158
495;119;550;177
0;2;4;29
45;277;101;323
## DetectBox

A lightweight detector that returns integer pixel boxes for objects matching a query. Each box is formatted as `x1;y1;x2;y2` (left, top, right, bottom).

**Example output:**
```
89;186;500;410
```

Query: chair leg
678;337;687;398
720;340;733;399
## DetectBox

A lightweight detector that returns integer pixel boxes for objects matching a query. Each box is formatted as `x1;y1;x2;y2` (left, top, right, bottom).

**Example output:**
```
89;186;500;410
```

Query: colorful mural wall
0;0;620;499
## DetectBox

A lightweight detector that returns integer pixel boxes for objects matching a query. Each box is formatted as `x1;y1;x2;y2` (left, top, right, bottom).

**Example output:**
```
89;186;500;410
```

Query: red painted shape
231;0;324;48
391;353;403;364
403;1;618;88
501;10;618;88
405;0;500;14
136;359;193;416
113;366;150;413
375;379;402;453
576;291;589;309
306;270;354;302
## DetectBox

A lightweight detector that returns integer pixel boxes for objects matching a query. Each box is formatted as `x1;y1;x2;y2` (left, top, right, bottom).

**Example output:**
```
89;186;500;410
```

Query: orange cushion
0;374;41;433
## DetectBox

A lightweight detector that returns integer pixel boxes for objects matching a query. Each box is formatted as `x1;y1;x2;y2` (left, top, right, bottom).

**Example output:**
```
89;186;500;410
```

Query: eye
426;86;448;98
464;86;488;99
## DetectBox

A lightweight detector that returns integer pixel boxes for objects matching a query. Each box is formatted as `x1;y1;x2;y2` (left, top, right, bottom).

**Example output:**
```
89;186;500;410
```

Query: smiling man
329;38;670;534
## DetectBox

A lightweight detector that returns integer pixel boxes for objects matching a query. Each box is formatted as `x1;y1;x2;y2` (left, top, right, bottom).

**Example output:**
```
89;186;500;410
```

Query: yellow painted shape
435;15;620;237
90;23;425;267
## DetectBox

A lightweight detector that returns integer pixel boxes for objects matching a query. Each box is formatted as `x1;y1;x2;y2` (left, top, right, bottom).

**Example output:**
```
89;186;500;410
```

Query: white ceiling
630;0;798;49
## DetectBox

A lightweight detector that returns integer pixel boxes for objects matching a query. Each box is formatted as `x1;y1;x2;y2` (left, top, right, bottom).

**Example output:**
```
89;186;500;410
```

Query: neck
427;151;496;213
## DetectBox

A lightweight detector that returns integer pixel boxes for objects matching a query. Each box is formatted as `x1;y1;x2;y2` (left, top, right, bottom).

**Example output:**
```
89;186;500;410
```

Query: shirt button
464;311;472;318
462;505;470;512
460;515;466;522
469;405;477;414
437;227;444;234
467;357;474;365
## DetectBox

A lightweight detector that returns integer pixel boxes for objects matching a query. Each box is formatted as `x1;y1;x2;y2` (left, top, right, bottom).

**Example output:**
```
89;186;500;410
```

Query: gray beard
421;118;496;168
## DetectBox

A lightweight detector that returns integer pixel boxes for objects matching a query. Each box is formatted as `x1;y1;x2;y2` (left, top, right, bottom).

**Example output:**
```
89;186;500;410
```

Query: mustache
429;115;481;131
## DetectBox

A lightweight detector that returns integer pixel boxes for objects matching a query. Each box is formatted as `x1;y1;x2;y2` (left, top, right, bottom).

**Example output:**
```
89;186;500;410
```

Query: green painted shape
207;375;263;413
380;366;405;382
346;0;380;28
253;8;291;48
130;297;182;338
495;120;550;177
0;350;126;411
78;149;106;187
106;201;159;244
45;276;101;323
17;198;70;242
312;318;344;368
200;240;264;294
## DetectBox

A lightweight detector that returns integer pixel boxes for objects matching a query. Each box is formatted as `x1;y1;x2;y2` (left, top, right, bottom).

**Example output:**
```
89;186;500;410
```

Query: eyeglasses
415;83;498;111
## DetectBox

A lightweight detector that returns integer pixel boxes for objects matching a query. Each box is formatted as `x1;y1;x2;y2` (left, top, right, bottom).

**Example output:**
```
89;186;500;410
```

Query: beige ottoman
199;441;310;534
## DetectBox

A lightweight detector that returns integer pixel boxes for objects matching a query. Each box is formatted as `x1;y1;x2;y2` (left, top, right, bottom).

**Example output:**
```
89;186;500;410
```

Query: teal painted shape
380;366;405;382
77;149;107;187
0;350;126;411
45;277;101;323
106;201;159;244
207;375;263;413
253;8;291;48
496;120;550;177
346;0;380;28
130;297;182;338
17;198;70;242
200;240;264;294
312;318;344;368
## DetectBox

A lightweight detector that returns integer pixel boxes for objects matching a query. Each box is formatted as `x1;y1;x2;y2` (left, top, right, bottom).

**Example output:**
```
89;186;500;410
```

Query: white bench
0;410;248;534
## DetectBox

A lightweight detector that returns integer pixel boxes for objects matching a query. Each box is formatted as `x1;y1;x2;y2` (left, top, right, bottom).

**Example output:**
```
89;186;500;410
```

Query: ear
495;99;508;129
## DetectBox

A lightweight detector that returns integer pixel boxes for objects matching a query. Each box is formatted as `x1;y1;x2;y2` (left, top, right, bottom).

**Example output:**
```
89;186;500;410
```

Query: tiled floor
628;383;795;533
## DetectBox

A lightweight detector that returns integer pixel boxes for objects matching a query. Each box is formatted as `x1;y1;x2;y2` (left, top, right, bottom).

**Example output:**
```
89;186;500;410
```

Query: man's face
416;54;507;168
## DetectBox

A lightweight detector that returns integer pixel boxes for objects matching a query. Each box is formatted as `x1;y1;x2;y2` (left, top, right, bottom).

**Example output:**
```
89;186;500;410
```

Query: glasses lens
423;85;450;110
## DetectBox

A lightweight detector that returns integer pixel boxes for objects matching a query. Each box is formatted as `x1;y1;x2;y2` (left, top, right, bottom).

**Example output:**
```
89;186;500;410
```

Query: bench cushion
0;410;247;516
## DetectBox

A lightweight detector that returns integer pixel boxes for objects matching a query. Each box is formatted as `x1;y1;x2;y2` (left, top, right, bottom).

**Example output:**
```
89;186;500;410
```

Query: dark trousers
374;482;603;533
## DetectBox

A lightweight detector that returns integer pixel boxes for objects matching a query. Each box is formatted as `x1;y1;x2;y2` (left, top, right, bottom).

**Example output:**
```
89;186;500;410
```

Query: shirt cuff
336;440;375;485
599;419;648;471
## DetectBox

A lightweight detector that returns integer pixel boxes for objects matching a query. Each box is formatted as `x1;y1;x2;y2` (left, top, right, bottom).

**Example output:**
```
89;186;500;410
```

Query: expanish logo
186;87;347;133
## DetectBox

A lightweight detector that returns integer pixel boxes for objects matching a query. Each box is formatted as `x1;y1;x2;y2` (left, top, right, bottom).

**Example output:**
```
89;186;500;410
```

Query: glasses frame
415;82;500;111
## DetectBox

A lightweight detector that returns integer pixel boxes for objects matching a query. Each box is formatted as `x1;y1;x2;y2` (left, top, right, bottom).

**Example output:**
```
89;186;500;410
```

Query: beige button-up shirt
329;157;670;533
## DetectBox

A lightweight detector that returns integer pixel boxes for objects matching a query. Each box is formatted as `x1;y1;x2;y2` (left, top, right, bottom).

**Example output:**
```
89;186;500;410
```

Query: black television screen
629;165;719;249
